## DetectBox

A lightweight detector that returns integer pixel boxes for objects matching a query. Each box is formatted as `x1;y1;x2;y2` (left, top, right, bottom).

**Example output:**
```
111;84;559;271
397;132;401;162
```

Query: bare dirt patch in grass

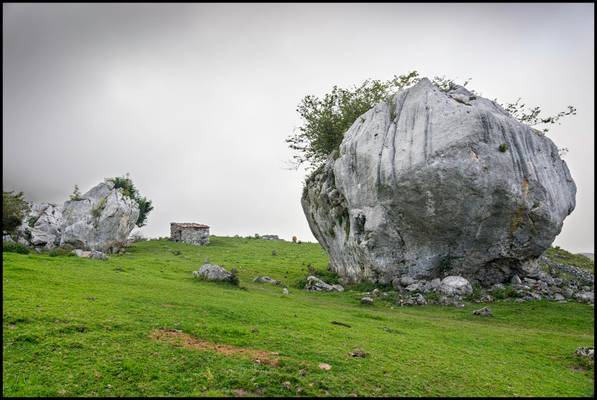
150;328;280;366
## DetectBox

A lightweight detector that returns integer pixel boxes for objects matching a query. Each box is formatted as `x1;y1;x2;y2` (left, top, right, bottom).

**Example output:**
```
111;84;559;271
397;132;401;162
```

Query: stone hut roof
171;223;210;229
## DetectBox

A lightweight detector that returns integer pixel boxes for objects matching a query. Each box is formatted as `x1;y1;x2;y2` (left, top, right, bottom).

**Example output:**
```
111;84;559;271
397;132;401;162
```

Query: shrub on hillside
48;247;75;257
3;191;30;234
3;241;30;254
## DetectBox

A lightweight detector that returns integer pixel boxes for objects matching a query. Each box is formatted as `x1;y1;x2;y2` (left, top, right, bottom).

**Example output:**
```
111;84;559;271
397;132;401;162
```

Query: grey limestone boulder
301;78;576;286
194;263;234;282
438;276;473;296
60;181;139;253
17;202;63;249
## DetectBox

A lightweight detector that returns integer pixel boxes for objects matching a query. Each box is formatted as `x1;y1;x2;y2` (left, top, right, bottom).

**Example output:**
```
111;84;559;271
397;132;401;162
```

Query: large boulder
302;78;576;286
60;181;139;253
17;202;63;249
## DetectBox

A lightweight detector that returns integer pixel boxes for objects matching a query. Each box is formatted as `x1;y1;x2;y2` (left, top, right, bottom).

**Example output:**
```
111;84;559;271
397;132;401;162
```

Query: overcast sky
3;3;594;253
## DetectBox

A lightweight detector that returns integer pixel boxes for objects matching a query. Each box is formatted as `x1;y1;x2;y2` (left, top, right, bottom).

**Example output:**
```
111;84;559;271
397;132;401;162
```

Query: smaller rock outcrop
17;203;63;249
304;276;344;292
193;263;235;283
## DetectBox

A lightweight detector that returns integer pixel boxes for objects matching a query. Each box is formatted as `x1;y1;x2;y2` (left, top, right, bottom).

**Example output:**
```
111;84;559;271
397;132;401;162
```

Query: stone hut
170;223;210;245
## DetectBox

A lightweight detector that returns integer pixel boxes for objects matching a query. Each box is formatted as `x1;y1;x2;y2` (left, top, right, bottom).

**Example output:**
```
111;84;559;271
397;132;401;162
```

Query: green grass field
2;237;594;397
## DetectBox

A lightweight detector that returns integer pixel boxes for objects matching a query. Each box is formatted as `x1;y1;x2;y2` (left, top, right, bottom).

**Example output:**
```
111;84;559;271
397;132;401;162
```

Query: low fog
3;3;594;252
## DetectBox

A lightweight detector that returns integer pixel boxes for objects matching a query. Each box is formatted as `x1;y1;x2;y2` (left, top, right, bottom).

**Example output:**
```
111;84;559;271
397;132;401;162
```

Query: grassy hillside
544;246;594;273
2;237;594;397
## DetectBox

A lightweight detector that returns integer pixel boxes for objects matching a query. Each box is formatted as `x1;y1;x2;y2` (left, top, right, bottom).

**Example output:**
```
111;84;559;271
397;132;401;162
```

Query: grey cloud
3;3;594;252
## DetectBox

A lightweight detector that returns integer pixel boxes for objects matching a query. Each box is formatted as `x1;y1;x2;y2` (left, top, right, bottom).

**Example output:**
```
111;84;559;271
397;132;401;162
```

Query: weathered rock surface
439;276;473;296
302;78;576;286
193;263;234;282
17;203;63;249
61;181;139;253
304;276;344;292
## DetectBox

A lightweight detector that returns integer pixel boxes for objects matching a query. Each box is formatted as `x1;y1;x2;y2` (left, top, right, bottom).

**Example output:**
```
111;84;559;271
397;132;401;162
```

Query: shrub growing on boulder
107;174;153;227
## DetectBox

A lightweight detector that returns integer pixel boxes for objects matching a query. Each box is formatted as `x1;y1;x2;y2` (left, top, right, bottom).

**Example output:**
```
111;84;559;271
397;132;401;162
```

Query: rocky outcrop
302;78;576;286
60;181;139;253
17;203;63;249
12;180;140;253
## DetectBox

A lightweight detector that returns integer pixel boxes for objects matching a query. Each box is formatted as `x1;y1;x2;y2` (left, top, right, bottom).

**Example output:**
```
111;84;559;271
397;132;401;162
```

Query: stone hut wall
170;223;210;246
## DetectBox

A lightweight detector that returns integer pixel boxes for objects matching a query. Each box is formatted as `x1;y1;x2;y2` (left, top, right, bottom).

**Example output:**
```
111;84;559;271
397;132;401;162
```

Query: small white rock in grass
282;288;289;295
318;363;332;371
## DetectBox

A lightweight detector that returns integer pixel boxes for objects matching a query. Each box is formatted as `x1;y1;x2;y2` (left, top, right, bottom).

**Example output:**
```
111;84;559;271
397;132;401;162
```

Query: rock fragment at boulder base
438;276;473;297
301;77;576;286
304;275;344;292
193;263;234;282
361;296;374;305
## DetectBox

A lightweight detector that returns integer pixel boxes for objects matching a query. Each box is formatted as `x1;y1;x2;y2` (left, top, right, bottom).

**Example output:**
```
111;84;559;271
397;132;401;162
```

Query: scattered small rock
575;292;594;304
253;276;280;285
473;307;493;317
73;249;92;258
90;250;108;260
360;296;374;305
553;293;565;301
282;288;289;295
348;349;368;358
575;347;594;361
304;276;344;292
193;263;236;283
479;294;494;303
318;363;332;371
